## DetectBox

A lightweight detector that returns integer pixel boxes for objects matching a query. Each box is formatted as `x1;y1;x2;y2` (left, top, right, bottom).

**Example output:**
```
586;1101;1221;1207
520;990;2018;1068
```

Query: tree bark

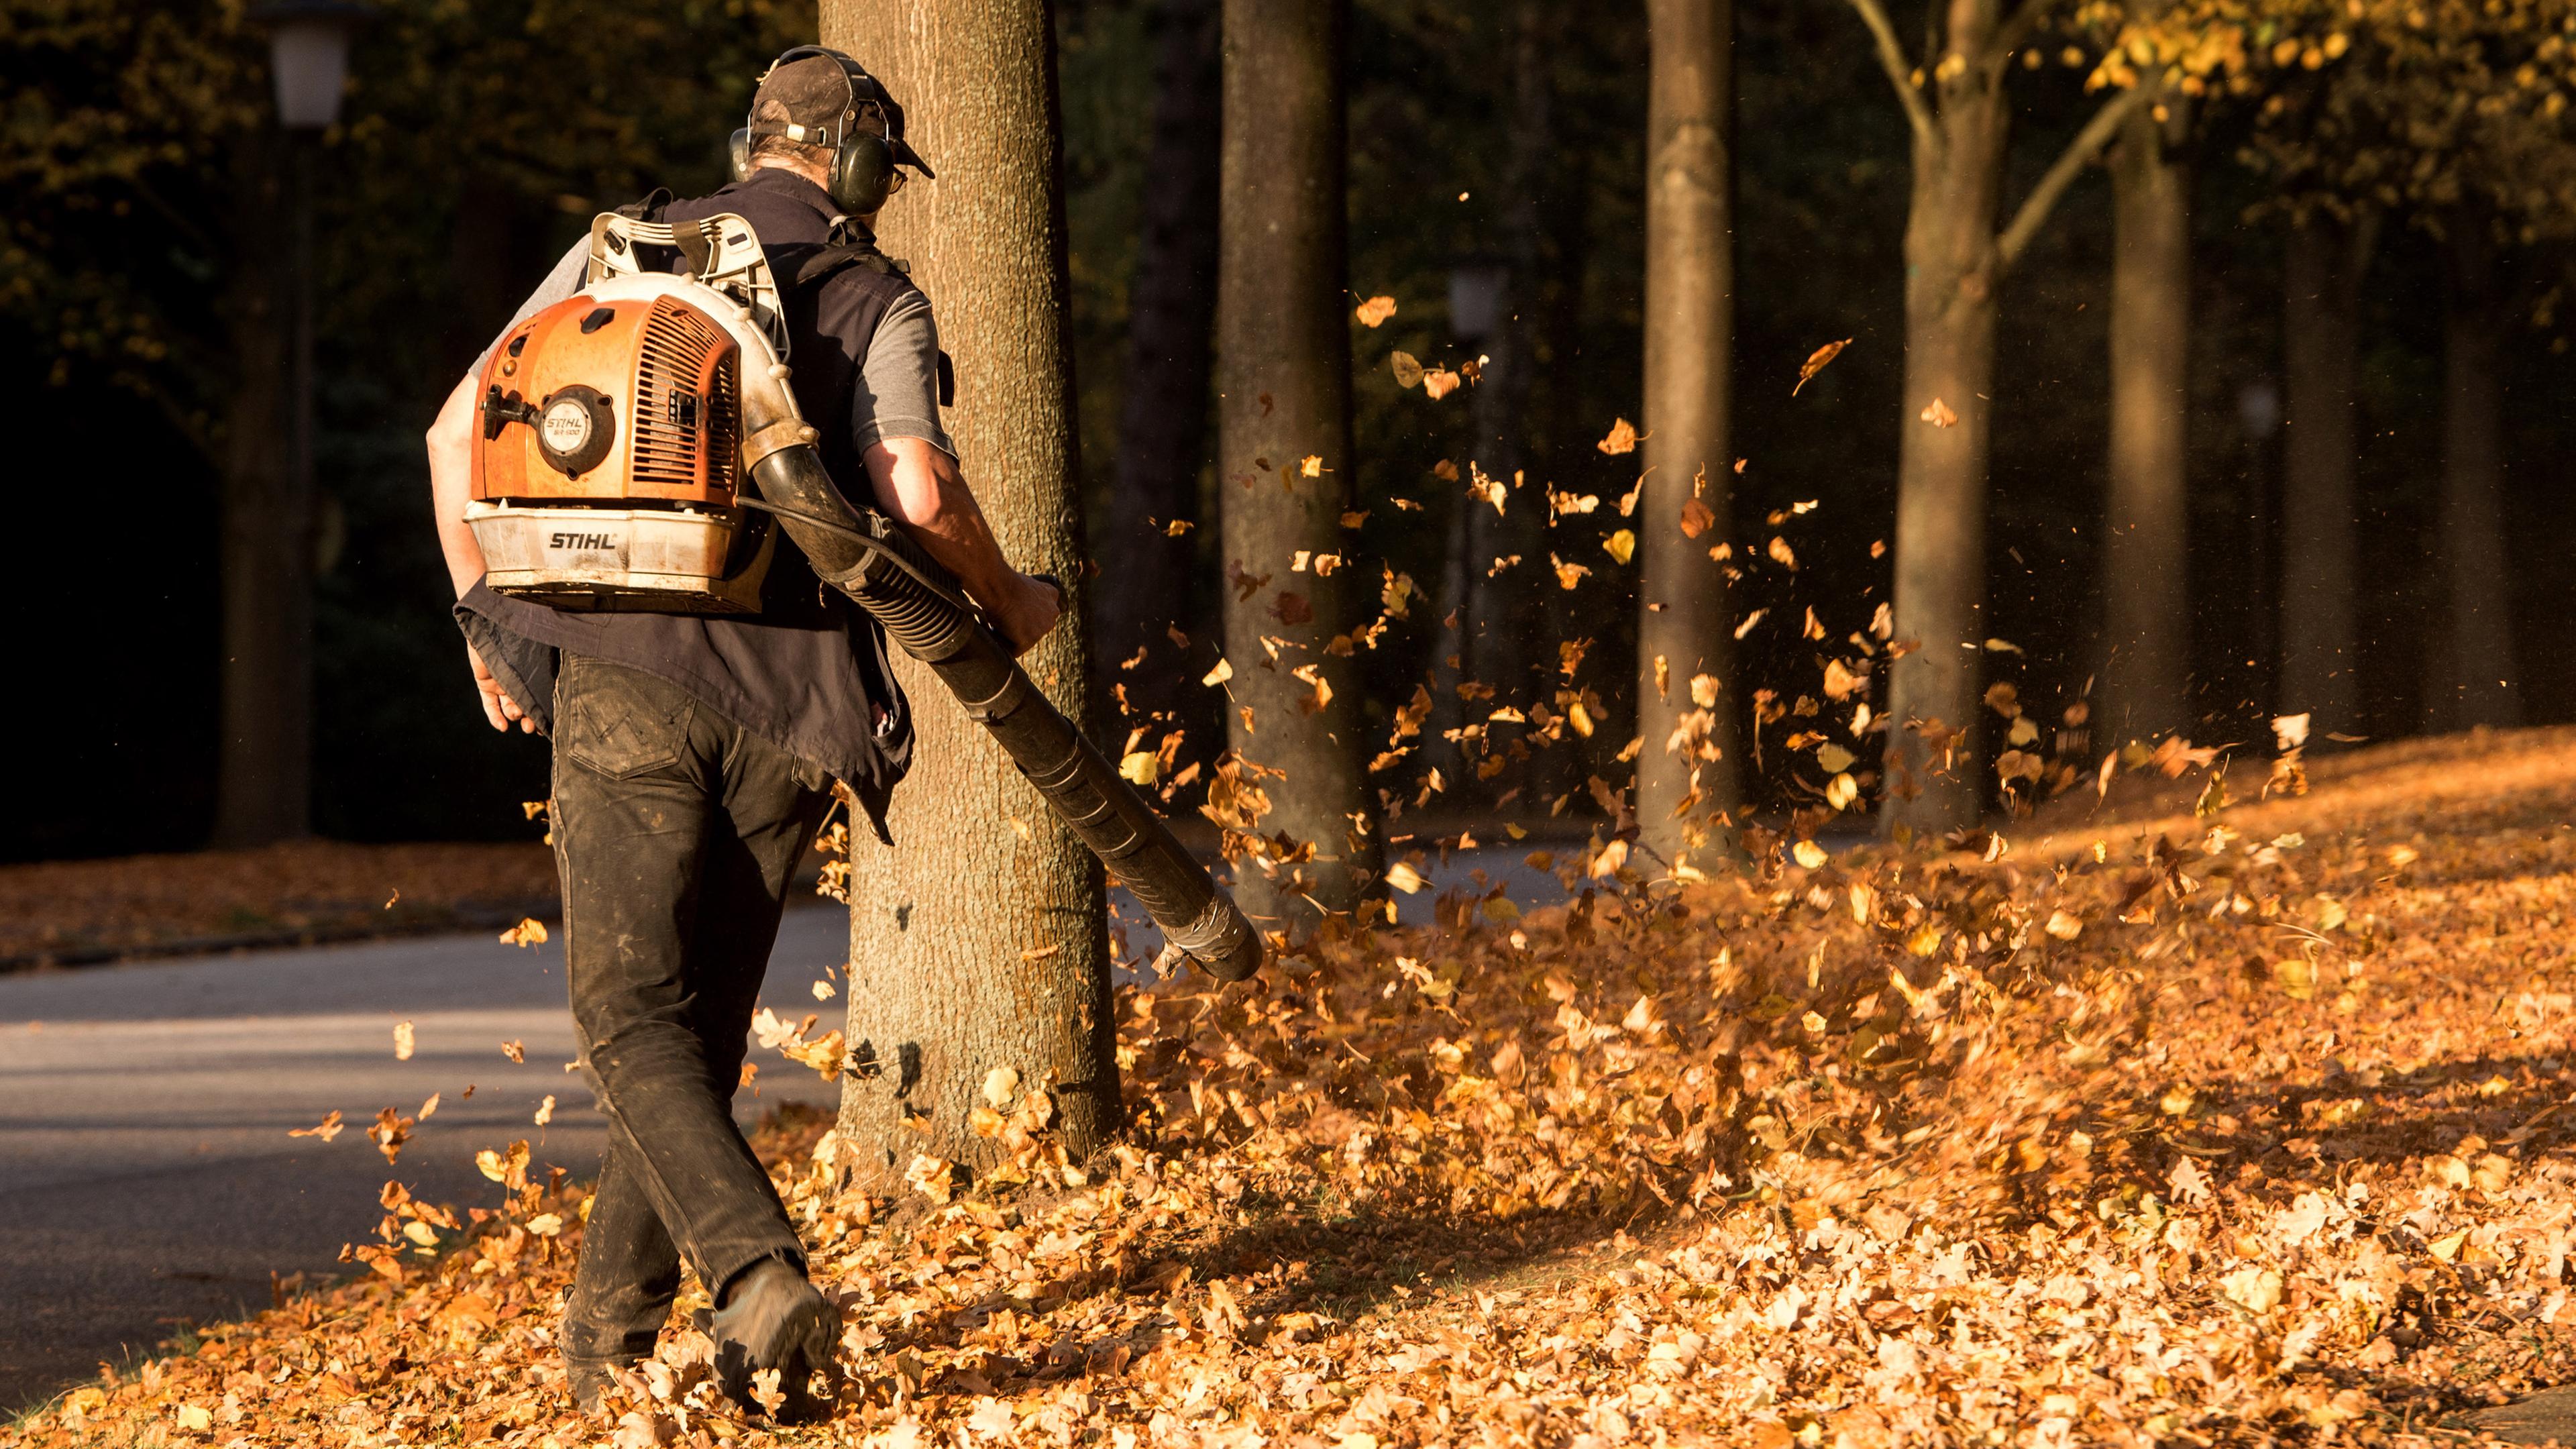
1880;54;2008;838
1092;0;1222;718
822;0;1117;1191
1635;0;1737;861
2278;214;2371;738
214;129;315;847
1215;0;1377;921
2427;217;2522;731
2098;99;2192;747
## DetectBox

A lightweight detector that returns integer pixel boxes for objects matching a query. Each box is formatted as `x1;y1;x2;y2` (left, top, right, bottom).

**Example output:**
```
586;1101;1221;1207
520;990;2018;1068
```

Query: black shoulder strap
614;187;674;222
788;241;902;292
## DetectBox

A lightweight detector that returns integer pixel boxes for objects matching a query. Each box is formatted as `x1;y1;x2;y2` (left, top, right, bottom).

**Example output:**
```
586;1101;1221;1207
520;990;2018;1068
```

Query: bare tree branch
1996;83;2153;270
1842;0;1937;150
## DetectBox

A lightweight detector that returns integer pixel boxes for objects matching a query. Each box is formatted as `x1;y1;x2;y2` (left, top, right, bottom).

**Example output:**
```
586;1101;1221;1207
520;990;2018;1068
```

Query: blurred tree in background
13;0;2576;862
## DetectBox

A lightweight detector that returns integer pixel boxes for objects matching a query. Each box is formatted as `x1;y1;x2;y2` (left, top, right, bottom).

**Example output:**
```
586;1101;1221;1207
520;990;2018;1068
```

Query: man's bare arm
860;435;1061;655
425;372;532;733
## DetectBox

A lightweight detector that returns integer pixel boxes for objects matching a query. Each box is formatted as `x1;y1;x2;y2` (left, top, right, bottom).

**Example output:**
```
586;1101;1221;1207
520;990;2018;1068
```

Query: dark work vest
455;168;923;833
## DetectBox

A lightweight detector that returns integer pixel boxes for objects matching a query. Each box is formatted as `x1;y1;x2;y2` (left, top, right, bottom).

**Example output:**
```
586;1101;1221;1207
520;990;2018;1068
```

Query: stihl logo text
549;532;619;550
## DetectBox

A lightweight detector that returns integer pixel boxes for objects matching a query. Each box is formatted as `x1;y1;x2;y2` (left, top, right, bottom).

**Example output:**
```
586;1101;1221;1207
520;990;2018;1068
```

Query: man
422;49;1059;1417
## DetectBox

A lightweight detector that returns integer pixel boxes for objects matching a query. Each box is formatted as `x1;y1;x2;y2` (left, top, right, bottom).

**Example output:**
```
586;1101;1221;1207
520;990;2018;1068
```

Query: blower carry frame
470;211;1265;983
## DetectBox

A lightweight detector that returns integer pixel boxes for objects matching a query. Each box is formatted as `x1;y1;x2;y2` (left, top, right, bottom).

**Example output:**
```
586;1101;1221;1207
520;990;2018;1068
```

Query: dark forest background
9;0;2570;861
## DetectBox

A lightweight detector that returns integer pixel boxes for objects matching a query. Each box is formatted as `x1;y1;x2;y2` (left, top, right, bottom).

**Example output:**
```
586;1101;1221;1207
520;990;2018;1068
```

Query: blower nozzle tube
708;313;1261;983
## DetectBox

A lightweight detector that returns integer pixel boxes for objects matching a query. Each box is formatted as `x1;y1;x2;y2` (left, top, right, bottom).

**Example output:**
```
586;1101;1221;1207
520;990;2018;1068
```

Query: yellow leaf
525;1212;564;1238
1791;840;1829;869
1385;861;1427;894
1354;294;1397;327
176;1403;214;1432
1792;337;1852;394
1602;529;1636;564
2043;910;2083;941
982;1066;1022;1109
402;1220;440;1248
1119;750;1159;784
392;1020;415;1061
1815;743;1856;773
1920;396;1960;428
2430;1229;2469;1263
1201;656;1234;687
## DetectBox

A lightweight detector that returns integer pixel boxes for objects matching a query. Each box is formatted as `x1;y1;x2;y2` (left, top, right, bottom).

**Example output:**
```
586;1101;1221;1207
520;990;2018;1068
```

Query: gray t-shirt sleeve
466;239;589;378
853;291;956;458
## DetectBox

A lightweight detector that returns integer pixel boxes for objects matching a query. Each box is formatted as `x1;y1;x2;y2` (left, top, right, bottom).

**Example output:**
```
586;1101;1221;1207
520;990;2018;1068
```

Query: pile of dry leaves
19;729;2576;1448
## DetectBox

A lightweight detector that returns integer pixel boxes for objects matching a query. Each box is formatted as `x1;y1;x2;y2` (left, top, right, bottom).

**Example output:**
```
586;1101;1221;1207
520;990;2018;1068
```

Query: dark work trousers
549;653;835;1371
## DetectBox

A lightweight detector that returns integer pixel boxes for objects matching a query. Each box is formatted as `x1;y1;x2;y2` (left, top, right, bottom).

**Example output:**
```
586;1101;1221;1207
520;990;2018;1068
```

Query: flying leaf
289;1110;345;1142
1202;656;1234;687
1390;351;1424;388
1120;750;1159;785
1602;529;1636;564
1920;396;1960;428
1596;417;1640;455
392;1021;415;1061
498;917;548;948
1421;367;1462;400
1354;294;1397;327
1678;495;1716;538
1794;337;1853;394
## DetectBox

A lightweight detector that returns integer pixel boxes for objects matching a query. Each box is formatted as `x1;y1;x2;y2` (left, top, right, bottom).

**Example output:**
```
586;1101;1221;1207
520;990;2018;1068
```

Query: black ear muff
727;127;753;184
829;132;897;215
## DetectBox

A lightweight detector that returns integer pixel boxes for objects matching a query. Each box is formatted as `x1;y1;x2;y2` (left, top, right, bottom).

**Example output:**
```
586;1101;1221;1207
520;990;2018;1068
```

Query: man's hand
991;574;1062;657
469;643;537;733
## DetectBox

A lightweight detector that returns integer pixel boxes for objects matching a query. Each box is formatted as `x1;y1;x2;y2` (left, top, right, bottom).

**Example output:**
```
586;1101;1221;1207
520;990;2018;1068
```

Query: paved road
0;847;1569;1412
0;908;851;1412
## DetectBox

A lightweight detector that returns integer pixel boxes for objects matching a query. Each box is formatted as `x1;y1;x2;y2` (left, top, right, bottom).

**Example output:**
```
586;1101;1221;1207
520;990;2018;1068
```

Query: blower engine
468;213;786;611
468;212;1267;983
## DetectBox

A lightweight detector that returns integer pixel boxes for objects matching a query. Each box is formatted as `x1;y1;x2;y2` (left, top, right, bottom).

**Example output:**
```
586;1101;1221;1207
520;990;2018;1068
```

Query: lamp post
213;1;363;845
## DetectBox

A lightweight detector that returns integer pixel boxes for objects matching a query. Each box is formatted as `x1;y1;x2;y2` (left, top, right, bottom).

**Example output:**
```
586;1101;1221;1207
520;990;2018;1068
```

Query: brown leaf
1794;337;1853;394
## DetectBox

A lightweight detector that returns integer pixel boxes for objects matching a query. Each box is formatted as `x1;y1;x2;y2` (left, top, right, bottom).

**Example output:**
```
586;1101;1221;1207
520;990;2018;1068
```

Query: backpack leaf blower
470;212;1263;983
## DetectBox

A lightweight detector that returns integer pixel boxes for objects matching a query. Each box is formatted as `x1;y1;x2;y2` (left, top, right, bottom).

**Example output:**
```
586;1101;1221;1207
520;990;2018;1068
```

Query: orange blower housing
468;286;773;612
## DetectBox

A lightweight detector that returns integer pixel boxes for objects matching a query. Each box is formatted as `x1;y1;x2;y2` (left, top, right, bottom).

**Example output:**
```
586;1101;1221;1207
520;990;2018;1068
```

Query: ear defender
828;131;896;215
728;128;754;184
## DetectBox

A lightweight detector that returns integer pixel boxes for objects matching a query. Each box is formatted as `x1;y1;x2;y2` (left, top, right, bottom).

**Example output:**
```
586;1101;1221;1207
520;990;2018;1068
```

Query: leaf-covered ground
18;728;2576;1448
0;841;562;967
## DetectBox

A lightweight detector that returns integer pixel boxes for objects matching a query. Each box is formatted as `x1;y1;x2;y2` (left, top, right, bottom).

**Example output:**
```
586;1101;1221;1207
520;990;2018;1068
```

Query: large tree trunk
1091;0;1222;718
213;131;315;847
2278;214;2371;739
823;0;1117;1191
1215;0;1377;921
2426;217;2522;731
2098;99;2191;747
1635;0;1737;861
1880;80;2008;838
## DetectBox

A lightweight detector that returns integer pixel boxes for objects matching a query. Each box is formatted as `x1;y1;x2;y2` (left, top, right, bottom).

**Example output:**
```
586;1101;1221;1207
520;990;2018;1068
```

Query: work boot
710;1257;841;1421
564;1354;632;1415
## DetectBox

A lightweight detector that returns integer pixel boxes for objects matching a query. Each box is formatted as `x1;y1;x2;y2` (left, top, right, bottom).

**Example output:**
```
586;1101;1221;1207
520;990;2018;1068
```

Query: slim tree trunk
1880;80;2008;838
1093;0;1222;716
2099;99;2192;747
215;130;315;847
1635;0;1737;860
1216;0;1377;921
823;0;1117;1190
2428;217;2522;731
2278;213;2371;738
